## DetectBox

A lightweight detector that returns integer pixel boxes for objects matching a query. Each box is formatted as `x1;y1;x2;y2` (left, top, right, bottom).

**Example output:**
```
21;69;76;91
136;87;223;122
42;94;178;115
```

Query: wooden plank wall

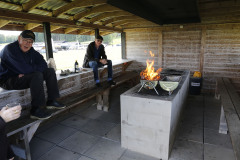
125;27;240;94
125;31;160;71
204;29;240;93
162;31;201;71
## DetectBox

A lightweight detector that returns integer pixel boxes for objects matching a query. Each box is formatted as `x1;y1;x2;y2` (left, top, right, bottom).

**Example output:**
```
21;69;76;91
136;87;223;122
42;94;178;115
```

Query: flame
140;51;162;80
149;51;154;57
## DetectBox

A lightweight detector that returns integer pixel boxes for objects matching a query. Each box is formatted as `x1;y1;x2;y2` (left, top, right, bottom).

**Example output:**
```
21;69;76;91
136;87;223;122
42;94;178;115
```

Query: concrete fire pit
120;70;190;160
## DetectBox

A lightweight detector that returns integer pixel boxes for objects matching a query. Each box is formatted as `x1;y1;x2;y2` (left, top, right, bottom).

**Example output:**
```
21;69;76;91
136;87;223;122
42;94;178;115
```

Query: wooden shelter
1;1;240;159
0;0;239;93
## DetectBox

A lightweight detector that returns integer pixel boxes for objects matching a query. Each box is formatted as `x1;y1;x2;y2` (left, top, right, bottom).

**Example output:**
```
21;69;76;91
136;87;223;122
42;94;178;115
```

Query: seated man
82;35;116;87
0;30;65;120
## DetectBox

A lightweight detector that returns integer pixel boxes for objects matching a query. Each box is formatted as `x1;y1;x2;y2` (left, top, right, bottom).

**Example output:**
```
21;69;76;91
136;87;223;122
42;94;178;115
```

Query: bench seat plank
223;78;240;118
217;78;240;160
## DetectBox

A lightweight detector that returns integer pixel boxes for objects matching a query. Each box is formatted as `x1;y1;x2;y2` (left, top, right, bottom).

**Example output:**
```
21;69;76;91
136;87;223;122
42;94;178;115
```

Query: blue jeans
89;60;113;83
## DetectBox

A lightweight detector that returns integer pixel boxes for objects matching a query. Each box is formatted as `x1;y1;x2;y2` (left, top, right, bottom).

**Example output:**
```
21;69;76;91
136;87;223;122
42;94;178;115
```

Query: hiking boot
30;108;52;120
108;80;116;85
46;100;66;110
96;83;102;87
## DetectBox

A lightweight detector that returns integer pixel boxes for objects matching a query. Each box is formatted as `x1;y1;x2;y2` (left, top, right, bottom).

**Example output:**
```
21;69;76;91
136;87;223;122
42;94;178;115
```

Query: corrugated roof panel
67;7;87;15
38;0;68;11
87;13;101;19
11;21;26;25
5;0;28;4
0;2;21;10
28;9;50;15
58;14;71;19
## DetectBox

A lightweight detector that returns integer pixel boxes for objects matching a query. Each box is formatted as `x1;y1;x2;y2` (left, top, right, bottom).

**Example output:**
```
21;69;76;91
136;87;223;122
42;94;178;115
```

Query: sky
0;30;21;36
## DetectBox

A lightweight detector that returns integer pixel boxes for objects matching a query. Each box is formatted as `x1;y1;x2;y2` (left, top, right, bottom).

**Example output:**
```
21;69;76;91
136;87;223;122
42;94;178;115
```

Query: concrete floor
30;84;235;160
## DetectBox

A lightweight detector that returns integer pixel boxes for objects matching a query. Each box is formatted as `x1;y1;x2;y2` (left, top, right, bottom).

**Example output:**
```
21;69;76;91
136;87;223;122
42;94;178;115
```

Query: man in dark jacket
83;35;116;87
0;30;65;120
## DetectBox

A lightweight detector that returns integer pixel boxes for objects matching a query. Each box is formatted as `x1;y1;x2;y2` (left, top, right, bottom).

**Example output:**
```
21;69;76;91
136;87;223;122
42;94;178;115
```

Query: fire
140;51;162;80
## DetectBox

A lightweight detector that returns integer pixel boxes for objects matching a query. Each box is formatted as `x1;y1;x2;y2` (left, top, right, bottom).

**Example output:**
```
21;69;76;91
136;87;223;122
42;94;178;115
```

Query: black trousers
0;68;60;110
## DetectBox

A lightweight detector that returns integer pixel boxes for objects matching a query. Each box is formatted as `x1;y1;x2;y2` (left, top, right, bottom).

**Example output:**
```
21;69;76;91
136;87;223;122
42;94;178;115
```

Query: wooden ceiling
0;0;239;35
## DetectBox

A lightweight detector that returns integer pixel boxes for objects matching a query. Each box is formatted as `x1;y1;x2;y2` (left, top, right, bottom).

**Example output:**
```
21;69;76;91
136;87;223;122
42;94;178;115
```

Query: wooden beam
51;26;61;32
112;20;152;27
0;19;10;28
78;29;91;35
53;0;107;17
24;23;41;30
0;8;122;32
89;30;95;35
158;30;163;68
121;23;159;29
100;31;112;36
22;0;48;12
74;4;120;21
88;11;132;23
200;27;206;74
64;28;78;34
102;16;140;25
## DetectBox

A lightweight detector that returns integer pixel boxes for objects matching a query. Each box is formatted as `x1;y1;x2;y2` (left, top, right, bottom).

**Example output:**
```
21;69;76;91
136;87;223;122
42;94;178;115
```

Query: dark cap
20;30;35;41
96;35;103;41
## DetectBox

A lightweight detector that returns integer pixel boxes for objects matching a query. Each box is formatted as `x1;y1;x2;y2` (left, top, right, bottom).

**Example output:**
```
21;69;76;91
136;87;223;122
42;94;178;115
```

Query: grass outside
42;46;122;71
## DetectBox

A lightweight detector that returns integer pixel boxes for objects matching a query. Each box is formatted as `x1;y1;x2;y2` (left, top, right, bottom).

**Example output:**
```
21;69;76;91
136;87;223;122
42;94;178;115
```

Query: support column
43;22;53;59
158;30;163;67
95;28;99;38
200;27;206;74
121;32;126;59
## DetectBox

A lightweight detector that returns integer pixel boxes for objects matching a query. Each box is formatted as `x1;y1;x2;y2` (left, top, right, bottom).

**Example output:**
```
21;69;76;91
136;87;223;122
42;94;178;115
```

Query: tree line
0;32;120;44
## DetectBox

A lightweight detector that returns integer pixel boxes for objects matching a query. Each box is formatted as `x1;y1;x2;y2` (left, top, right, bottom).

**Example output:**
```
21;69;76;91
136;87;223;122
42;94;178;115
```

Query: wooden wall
125;25;240;94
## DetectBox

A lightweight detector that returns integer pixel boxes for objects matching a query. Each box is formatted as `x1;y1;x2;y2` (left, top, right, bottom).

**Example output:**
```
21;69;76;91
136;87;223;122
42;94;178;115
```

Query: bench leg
103;88;110;112
96;94;103;110
215;91;220;100
12;122;40;160
23;128;31;160
27;122;41;142
219;105;228;134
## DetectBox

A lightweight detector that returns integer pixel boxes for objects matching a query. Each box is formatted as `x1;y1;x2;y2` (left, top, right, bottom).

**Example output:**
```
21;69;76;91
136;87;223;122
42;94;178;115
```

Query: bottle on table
74;60;79;73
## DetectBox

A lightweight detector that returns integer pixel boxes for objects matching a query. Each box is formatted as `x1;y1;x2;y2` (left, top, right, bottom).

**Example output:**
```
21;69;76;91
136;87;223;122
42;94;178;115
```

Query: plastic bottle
74;60;79;73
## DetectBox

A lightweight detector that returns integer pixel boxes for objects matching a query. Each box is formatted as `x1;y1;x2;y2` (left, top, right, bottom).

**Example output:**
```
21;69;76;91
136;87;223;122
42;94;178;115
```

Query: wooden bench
4;59;138;160
215;77;240;160
82;59;133;111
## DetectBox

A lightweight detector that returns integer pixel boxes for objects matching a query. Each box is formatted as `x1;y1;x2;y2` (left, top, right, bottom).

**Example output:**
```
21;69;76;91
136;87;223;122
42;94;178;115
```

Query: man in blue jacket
82;35;116;87
0;30;65;120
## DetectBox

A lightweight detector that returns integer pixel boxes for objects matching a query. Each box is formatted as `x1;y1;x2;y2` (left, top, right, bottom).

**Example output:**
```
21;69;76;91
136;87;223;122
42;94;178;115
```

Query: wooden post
121;32;126;59
158;30;163;67
96;94;103;110
95;28;99;38
103;88;110;112
43;22;53;60
200;27;206;74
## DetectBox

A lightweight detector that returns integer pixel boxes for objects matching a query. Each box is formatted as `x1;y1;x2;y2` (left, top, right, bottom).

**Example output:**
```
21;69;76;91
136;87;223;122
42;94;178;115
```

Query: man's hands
0;105;22;123
18;74;24;78
99;59;107;65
